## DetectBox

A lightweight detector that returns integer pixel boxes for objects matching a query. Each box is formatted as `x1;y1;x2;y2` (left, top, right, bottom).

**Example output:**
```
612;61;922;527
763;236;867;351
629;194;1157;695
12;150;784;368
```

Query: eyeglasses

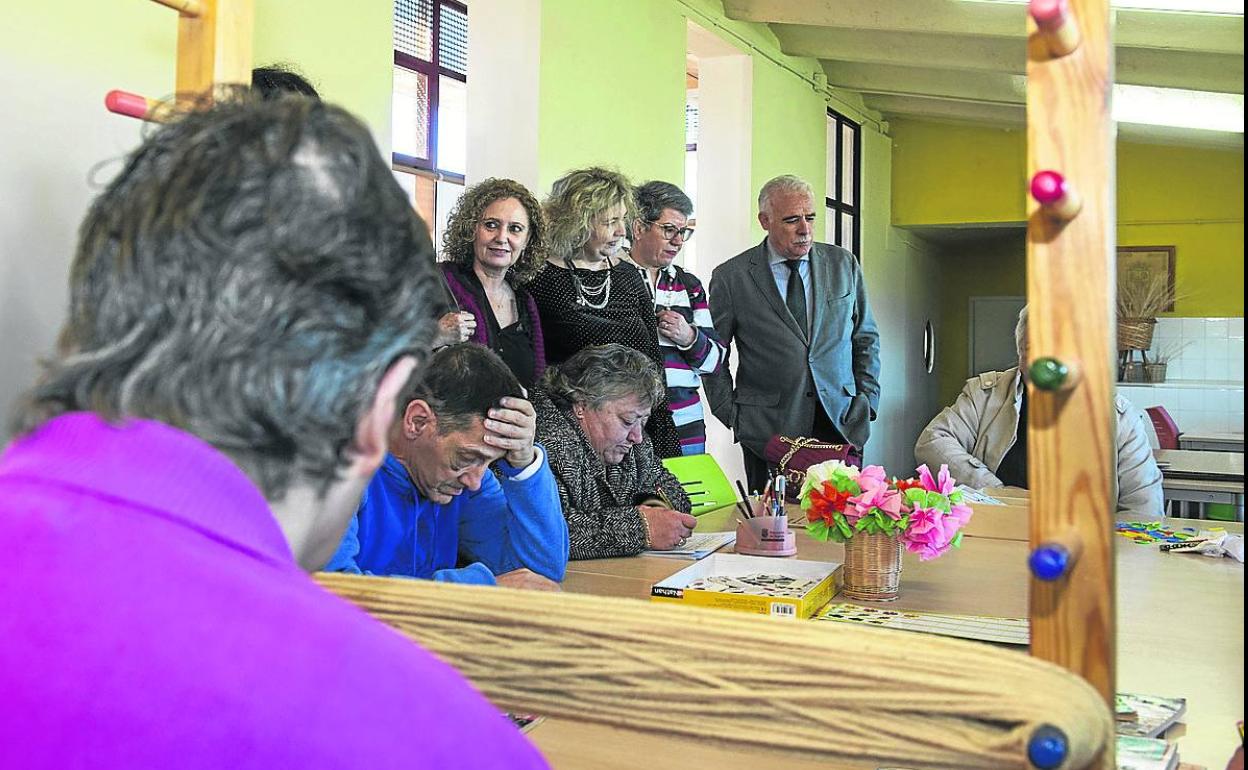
648;221;695;241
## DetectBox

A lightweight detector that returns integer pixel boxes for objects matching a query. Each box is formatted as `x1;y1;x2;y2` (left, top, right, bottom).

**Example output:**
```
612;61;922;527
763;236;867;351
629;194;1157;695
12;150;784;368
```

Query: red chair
1146;406;1182;450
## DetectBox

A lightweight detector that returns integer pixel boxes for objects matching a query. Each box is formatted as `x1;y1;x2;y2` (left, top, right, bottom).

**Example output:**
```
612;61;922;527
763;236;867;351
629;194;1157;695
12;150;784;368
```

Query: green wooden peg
1030;357;1071;391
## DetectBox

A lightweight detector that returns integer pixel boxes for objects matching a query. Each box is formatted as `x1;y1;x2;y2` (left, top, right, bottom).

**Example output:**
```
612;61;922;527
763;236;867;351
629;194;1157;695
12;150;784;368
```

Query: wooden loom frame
101;0;1123;765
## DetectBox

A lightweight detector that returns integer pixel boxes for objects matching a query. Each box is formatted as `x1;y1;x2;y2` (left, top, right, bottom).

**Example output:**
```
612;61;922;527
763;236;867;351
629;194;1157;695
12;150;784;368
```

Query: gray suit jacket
704;240;880;455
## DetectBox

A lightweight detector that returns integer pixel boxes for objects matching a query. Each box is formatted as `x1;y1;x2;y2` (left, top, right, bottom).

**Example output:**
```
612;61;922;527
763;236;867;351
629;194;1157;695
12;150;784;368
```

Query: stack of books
1114;692;1186;770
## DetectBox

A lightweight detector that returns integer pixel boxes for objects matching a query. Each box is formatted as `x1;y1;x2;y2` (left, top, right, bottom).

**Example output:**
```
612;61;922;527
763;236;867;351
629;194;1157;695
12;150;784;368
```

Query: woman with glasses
529;167;681;458
436;178;549;388
622;180;725;456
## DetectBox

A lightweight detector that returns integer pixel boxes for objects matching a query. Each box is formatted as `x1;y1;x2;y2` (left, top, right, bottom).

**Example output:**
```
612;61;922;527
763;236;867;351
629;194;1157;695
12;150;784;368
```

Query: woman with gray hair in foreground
533;344;695;559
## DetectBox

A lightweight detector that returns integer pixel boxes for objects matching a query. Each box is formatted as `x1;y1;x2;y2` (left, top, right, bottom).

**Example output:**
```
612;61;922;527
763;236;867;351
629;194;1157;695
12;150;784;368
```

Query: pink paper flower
916;463;955;495
903;504;954;561
847;466;904;521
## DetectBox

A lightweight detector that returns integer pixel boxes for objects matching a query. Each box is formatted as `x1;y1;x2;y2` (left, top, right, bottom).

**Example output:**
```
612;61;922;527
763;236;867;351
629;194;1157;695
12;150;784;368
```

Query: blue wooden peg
1029;543;1073;581
1027;724;1069;769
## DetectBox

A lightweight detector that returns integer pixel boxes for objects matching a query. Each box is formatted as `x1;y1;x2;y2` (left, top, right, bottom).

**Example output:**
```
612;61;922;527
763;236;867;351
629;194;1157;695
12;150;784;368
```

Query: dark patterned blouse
528;259;681;458
531;389;690;560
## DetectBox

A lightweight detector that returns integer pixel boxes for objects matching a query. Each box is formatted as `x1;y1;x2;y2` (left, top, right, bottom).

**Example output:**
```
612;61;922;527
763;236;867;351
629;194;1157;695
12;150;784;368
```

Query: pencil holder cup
735;515;797;557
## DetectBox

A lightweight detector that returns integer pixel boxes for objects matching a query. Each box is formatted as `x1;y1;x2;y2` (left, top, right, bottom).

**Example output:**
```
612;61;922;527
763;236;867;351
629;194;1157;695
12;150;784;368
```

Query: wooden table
1179;431;1245;453
531;505;1245;770
1156;449;1245;520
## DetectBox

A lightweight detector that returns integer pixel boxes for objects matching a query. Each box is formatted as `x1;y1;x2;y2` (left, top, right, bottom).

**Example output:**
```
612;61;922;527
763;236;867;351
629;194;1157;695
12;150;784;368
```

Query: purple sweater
0;413;548;770
441;262;547;381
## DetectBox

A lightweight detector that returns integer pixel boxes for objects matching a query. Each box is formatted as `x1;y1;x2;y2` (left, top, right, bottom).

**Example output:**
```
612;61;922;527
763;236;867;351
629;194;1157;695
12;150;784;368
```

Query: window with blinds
392;0;469;243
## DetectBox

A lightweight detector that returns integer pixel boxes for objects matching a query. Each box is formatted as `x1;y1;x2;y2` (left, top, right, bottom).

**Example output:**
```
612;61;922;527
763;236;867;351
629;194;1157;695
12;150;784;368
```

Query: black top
469;270;537;388
996;390;1029;488
528;260;680;458
452;264;539;388
494;321;536;389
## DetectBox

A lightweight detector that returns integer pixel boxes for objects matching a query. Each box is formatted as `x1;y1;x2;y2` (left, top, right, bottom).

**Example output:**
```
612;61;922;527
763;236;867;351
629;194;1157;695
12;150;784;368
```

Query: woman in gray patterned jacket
532;344;696;559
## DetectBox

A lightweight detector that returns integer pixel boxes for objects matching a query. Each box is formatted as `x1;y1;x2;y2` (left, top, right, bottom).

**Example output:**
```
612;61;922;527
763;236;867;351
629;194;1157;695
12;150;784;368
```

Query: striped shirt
627;258;726;455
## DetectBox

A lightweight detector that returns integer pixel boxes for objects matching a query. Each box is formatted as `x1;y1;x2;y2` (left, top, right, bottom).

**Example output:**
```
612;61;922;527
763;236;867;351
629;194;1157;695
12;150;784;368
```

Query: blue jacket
325;447;568;585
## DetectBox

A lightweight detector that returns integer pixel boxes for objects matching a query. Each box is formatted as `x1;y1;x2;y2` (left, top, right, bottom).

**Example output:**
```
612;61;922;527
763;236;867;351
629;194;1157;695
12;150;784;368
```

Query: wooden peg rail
1030;0;1083;57
1026;3;1116;769
105;0;253;121
1031;170;1084;221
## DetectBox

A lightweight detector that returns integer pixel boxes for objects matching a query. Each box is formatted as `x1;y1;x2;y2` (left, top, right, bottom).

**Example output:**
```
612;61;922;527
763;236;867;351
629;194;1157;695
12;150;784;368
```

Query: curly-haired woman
435;178;549;388
528;167;680;458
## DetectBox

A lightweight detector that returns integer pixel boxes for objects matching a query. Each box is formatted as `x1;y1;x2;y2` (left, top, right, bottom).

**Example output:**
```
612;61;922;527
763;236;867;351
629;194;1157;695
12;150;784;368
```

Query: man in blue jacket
326;343;568;588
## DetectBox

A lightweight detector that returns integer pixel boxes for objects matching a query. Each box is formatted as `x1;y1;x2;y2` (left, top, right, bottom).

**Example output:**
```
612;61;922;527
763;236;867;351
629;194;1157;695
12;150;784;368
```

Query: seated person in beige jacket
914;307;1164;517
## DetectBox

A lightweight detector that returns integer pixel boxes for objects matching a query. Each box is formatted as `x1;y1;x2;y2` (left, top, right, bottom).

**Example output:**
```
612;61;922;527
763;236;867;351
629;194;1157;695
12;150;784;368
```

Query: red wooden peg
1030;0;1082;57
1031;170;1083;221
105;90;162;122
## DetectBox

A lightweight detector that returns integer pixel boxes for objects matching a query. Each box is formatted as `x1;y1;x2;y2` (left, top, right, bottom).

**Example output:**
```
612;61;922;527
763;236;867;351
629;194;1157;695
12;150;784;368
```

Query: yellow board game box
650;553;842;619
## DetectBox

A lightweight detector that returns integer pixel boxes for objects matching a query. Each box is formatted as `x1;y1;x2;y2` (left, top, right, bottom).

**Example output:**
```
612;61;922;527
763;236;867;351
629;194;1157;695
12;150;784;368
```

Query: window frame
392;0;468;184
825;107;861;258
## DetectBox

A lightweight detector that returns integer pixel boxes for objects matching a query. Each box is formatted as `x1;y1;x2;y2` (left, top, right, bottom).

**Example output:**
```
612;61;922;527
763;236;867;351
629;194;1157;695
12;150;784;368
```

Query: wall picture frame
1117;245;1176;313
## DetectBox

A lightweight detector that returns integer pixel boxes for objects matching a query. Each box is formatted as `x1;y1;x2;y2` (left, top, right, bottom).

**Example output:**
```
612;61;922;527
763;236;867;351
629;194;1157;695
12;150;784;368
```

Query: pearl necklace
565;256;612;310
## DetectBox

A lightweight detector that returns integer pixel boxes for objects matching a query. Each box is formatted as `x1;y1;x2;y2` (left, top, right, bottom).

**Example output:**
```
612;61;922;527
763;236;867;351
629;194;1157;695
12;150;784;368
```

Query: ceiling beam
863;94;1025;125
775;25;1021;72
863;95;1244;150
776;25;1242;93
823;61;1026;104
1117;47;1243;94
723;0;1243;55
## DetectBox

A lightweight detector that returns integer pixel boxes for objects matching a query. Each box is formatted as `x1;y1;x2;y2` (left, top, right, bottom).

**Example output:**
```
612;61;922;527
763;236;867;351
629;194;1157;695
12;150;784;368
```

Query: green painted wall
891;120;1027;228
747;53;828;240
537;0;688;192
536;0;833;213
1118;141;1245;319
254;0;393;152
891;119;1244;323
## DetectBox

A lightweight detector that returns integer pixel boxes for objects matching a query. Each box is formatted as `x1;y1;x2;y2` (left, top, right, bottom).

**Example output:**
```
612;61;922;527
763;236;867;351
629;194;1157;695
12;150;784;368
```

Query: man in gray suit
704;175;880;490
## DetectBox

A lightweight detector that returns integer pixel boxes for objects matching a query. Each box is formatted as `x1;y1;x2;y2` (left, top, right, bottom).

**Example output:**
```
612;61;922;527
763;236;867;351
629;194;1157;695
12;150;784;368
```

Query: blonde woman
529;167;680;458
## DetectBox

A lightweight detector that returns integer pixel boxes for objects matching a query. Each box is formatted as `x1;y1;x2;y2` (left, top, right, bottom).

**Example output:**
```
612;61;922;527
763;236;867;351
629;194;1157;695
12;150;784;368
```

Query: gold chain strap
775;435;845;475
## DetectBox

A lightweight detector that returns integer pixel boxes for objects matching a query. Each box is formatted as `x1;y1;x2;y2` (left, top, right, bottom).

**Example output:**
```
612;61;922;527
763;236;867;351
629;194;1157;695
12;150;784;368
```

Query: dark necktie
784;259;808;333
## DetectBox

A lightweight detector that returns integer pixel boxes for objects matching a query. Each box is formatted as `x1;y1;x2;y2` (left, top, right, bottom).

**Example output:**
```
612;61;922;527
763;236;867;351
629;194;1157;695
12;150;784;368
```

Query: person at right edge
704;174;881;491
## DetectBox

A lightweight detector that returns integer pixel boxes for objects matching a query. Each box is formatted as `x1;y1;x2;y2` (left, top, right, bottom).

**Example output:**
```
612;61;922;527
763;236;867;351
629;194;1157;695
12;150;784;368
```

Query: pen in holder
736;501;797;557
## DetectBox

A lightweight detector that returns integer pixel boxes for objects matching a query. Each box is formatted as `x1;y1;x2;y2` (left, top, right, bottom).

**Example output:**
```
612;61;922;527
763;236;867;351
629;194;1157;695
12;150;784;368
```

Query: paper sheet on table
955;485;1005;505
642;531;736;559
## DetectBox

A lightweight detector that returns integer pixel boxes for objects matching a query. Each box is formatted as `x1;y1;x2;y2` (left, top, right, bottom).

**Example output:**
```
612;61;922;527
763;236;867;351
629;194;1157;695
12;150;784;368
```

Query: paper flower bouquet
799;461;974;562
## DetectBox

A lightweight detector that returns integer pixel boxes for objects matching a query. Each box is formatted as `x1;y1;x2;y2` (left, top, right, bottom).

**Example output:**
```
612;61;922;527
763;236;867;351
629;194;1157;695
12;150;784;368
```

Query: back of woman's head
12;92;440;499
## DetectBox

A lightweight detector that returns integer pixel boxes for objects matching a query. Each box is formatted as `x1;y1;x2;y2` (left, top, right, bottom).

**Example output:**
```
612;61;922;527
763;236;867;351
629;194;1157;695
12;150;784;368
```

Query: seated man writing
326;343;568;588
533;343;696;559
1;95;546;766
914;306;1164;517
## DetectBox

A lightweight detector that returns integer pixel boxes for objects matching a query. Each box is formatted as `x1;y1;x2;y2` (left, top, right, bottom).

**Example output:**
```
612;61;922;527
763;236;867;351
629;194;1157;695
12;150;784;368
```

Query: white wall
0;4;175;437
466;0;542;189
687;26;754;486
0;3;394;439
859;130;943;473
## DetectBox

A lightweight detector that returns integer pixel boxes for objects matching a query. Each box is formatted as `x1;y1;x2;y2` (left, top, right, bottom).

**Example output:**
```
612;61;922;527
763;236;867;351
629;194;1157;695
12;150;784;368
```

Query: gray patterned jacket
532;390;691;560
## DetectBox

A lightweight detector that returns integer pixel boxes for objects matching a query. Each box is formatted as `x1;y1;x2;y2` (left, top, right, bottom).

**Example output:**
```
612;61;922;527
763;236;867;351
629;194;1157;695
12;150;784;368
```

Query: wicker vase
1118;318;1156;352
842;532;903;602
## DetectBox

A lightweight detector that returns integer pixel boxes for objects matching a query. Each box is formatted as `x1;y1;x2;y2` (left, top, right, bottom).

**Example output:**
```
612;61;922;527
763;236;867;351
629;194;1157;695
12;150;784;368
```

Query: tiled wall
1149;317;1245;383
1118;317;1245;437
